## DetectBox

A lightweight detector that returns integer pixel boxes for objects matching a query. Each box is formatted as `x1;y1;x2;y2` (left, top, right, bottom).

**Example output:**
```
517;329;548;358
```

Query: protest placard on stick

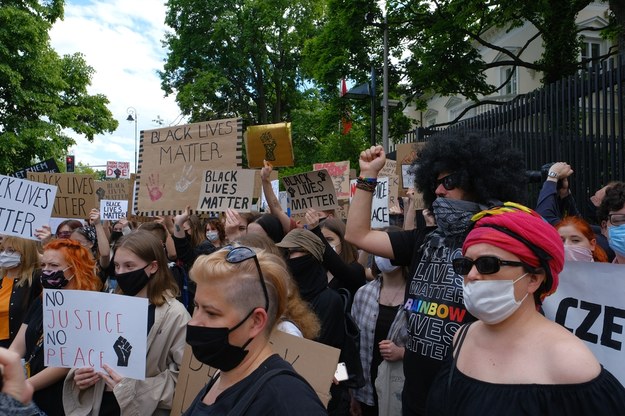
281;170;338;214
27;172;96;219
196;169;256;213
245;122;294;168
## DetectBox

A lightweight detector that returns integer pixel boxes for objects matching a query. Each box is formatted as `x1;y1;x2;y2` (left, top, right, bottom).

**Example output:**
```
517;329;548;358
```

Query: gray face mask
431;198;484;237
0;251;21;269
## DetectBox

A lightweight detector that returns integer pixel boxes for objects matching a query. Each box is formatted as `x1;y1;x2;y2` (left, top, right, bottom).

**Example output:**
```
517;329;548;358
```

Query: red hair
43;239;102;291
556;216;608;262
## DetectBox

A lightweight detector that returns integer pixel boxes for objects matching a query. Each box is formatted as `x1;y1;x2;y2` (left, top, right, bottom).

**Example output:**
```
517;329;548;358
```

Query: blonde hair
1;236;40;287
190;248;288;335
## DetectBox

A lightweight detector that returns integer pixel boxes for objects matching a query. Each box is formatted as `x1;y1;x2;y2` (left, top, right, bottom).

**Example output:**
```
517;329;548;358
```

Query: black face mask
40;269;72;289
286;254;326;301
185;309;254;372
115;264;151;296
110;231;123;242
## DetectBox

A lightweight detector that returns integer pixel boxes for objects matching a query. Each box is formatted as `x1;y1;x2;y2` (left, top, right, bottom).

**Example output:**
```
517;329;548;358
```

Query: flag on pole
340;79;352;135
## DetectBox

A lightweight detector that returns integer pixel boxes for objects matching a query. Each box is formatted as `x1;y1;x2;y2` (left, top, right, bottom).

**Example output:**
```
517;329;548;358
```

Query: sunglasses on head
452;256;535;276
433;172;460;191
222;245;269;311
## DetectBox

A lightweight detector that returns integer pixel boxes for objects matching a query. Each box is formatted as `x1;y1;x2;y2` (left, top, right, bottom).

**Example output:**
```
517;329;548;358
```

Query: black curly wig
597;181;625;224
411;131;528;208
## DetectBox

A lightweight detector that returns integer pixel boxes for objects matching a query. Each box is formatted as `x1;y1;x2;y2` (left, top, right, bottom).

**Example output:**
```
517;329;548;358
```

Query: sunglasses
223;246;269;311
608;213;625;226
452;256;533;276
433;172;460;191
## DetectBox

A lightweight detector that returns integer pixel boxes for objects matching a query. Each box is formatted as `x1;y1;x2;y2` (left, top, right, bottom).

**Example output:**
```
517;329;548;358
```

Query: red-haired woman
556;216;609;262
9;239;102;416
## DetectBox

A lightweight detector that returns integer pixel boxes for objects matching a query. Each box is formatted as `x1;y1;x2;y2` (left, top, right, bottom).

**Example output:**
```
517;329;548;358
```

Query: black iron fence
400;52;624;220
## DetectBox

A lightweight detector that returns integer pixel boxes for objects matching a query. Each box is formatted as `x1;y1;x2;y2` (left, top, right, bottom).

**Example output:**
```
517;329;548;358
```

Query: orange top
0;276;15;340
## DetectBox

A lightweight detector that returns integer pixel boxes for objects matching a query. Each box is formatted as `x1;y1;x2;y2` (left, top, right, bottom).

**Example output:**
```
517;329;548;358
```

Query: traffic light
66;155;75;173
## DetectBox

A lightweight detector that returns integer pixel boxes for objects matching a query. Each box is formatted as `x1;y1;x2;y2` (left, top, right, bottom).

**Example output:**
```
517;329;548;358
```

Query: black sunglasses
223;246;269;311
433;172;460;191
452;256;533;276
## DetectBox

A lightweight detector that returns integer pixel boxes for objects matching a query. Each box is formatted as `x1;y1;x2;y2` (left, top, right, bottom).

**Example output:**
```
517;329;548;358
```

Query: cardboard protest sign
27;172;96;219
170;330;340;415
135;118;242;216
9;158;60;179
282;170;338;214
245;122;294;168
378;159;397;178
0;175;57;240
43;289;148;380
371;177;390;228
106;161;131;179
196;169;256;213
260;179;280;212
99;200;129;221
95;179;133;203
395;142;425;208
313;161;350;199
543;262;625;385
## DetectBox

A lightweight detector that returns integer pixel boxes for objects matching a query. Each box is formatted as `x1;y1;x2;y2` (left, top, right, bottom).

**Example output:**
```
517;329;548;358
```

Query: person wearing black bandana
182;245;326;415
63;230;189;415
345;132;528;416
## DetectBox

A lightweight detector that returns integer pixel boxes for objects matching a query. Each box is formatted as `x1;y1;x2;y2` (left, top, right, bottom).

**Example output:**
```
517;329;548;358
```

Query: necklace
380;284;405;306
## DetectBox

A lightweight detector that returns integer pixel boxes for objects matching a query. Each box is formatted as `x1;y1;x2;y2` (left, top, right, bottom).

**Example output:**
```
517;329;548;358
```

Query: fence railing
398;53;624;220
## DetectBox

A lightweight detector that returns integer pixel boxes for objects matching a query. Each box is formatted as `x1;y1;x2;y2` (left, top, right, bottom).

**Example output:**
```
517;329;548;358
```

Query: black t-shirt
388;227;475;416
182;354;327;415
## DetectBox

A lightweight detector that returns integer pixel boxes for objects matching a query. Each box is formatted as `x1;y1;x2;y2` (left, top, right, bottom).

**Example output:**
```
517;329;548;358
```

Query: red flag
341;79;352;135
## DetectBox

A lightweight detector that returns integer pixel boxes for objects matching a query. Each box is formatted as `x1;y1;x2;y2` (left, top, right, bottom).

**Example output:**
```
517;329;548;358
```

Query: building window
500;67;517;96
581;41;601;65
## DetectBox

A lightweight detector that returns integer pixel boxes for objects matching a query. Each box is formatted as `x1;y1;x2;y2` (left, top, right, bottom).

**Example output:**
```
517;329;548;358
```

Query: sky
49;0;185;173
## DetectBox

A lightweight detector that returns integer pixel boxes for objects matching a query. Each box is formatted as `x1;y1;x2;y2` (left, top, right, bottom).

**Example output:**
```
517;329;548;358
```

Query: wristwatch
547;171;558;179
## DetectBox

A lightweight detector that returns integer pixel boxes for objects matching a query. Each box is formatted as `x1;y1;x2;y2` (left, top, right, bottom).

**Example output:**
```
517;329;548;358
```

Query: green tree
161;0;323;126
0;1;118;174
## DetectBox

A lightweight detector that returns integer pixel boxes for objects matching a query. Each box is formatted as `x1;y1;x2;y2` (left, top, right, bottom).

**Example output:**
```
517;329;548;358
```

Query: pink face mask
564;245;594;262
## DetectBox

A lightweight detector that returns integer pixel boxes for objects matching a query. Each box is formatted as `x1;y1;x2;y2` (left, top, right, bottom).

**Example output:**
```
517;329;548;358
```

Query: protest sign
260;179;280;212
105;161;131;179
313;161;350;199
43;289;148;380
9;158;60;179
372;177;390;228
543;262;625;385
245;122;294;168
395;142;425;209
253;169;278;200
26;172;96;219
0;175;57;240
94;179;133;202
170;330;340;415
197;169;256;213
281;170;338;215
135;118;242;216
378;159;397;178
99;200;129;221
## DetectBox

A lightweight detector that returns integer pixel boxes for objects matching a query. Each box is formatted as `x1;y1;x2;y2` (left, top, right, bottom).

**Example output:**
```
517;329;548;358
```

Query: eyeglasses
608;214;625;226
452;256;533;276
433;172;460;191
223;246;269;311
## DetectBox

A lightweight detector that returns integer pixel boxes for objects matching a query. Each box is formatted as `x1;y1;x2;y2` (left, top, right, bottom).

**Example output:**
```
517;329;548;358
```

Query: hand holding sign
146;173;165;201
175;165;197;193
113;336;132;367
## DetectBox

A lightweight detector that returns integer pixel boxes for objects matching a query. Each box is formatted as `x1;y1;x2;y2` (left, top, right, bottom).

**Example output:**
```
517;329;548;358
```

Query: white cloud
49;0;184;171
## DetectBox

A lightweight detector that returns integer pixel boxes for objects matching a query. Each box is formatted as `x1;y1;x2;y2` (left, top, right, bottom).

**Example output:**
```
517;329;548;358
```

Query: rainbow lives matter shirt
388;227;476;416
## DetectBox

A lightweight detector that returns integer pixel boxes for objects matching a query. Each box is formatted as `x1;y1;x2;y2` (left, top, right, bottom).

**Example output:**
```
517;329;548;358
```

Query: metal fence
399;52;624;220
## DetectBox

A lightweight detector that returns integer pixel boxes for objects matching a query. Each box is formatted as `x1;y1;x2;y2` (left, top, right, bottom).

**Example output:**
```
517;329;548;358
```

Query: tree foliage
0;0;118;174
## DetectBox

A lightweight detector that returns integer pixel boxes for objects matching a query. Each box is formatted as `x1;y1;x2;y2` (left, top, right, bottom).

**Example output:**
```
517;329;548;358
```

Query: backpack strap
446;322;473;406
229;367;311;415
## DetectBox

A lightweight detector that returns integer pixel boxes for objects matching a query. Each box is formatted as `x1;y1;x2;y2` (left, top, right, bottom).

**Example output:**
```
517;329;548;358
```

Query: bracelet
356;176;378;192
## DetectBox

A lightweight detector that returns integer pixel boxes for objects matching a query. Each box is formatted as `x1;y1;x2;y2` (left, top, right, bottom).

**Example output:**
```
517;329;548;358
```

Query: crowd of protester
1;130;625;415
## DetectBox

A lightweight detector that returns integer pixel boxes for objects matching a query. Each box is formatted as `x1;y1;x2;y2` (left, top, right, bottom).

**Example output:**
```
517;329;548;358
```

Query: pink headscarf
463;203;564;302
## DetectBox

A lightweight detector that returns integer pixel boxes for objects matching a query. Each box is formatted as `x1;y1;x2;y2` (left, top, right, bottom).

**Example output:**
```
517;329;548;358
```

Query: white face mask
205;231;219;242
564;245;594;262
0;251;21;269
375;256;399;274
462;273;528;325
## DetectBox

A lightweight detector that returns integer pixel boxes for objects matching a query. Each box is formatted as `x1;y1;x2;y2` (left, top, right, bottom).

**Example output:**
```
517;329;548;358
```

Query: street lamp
126;107;138;173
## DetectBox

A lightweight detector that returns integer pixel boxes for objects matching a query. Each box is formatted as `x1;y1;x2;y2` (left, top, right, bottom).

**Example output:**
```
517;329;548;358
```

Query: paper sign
95;179;133;202
543;262;625;386
281;170;338;214
313;161;350;199
42;289;148;380
9;158;60;179
253;169;278;200
401;165;414;189
0;175;57;240
260;179;280;212
135;118;242;216
170;330;340;415
395;142;425;208
106;161;131;179
196;169;256;213
245;122;294;168
99;200;129;221
26;172;96;219
372;177;390;228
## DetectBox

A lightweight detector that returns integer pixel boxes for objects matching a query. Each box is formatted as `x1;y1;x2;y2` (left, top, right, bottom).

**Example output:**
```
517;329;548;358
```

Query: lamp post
126;107;138;173
366;12;390;152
